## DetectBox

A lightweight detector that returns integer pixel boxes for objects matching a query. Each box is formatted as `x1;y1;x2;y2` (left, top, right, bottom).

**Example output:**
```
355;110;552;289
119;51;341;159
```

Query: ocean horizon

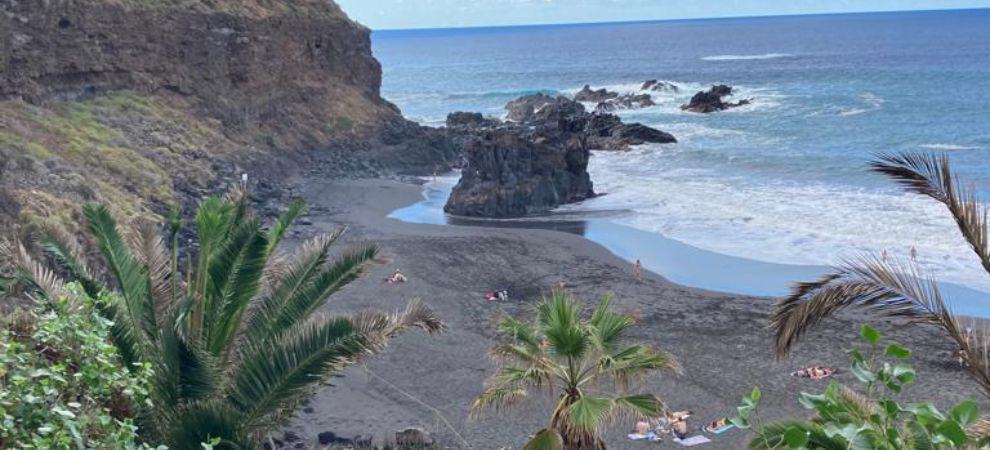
374;8;990;306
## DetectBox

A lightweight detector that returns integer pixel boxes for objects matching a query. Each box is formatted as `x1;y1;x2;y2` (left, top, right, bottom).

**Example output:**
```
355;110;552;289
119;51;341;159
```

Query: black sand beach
282;177;984;449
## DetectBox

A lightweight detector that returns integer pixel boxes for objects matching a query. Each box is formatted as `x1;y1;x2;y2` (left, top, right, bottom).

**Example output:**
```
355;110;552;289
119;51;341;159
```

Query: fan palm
470;291;680;450
770;152;990;399
8;189;444;448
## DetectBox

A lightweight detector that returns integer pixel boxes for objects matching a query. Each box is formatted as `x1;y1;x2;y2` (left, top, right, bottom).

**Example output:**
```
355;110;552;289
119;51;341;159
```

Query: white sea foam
567;147;990;293
919;143;981;151
702;53;794;61
837;92;884;117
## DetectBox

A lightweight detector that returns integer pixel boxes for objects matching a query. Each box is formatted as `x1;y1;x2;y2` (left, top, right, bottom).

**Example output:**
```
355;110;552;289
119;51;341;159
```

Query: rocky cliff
0;0;455;238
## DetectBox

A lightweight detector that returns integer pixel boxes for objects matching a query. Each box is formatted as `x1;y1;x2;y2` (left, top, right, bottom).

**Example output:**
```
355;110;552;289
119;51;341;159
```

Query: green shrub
0;284;162;449
732;325;988;449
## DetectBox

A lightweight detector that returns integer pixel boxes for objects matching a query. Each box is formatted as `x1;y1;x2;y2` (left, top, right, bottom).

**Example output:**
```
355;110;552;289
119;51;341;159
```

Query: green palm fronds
771;151;990;399
18;192;443;449
472;291;678;450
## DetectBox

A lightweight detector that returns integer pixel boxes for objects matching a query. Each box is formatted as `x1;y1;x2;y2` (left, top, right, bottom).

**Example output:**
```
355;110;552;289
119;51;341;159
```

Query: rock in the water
446;111;501;129
394;427;434;447
612;93;656;109
505;93;557;122
681;84;750;113
444;126;595;218
642;79;680;92
594;101;616;114
574;84;619;103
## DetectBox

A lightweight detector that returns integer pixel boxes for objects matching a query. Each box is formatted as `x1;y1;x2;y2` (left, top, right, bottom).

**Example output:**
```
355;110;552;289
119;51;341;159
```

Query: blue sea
373;9;990;308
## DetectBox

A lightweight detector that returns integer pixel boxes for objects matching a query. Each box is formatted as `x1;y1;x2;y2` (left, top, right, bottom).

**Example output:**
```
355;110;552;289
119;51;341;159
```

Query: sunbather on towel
791;365;836;380
702;417;734;434
386;270;407;284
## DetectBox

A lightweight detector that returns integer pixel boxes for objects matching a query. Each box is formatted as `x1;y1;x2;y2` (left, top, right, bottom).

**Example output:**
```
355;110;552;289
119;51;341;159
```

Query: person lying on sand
791;365;836;380
386;270;407;284
662;410;692;440
702;417;734;434
484;291;498;302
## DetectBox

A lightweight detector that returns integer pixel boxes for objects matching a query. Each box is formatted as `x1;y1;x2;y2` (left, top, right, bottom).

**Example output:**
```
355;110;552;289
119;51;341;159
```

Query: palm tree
8;189;444;448
470;290;680;450
770;152;990;398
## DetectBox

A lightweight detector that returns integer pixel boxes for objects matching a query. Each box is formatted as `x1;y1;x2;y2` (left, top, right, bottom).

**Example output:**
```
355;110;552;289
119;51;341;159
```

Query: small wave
702;53;793;61
837;92;884;117
920;143;981;151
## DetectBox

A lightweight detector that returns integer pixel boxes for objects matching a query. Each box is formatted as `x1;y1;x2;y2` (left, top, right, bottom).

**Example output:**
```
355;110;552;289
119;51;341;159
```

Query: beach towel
674;435;711;446
702;423;734;434
627;432;658;441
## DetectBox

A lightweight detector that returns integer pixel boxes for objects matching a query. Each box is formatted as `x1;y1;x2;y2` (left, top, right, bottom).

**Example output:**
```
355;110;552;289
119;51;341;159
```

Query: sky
335;0;990;30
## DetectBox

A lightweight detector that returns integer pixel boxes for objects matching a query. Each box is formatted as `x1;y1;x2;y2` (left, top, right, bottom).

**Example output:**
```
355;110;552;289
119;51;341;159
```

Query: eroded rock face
574;85;656;109
443;94;676;218
642;79;680;92
681;84;751;113
444;124;595;218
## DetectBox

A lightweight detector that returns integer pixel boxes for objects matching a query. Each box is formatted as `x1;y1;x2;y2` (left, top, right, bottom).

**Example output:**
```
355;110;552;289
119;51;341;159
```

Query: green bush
0;284;162;449
733;325;988;449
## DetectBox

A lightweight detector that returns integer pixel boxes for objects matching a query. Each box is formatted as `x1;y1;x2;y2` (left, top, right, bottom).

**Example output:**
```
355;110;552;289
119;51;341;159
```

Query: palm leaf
11;241;68;303
129;223;175;325
748;420;845;450
523;428;564;450
202;218;269;357
38;227;102;297
469;386;529;419
227;316;369;430
85;204;156;338
267;198;306;253
872;152;990;274
164;400;251;450
538;291;589;358
588;294;635;353
566;396;615;435
244;241;377;345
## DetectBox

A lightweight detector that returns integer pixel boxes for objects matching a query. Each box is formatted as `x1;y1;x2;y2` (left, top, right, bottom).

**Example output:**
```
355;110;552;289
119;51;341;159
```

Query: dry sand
282;177;983;449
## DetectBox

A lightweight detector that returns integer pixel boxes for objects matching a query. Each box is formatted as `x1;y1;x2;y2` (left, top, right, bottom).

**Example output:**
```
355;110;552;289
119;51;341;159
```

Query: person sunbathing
386;270;407;284
702;417;734;433
791;365;836;380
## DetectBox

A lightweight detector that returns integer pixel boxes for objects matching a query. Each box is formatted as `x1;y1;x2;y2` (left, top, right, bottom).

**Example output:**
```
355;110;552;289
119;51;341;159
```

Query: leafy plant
771;152;990;399
732;325;988;449
7;189;444;448
470;291;680;450
0;283;162;449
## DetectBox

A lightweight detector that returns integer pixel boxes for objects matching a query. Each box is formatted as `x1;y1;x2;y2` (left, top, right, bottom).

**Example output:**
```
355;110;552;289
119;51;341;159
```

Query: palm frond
227;316;369;430
93;290;149;369
588;294;635;353
602;344;682;391
872;152;990;274
164;400;251;450
201;217;269;358
267;198;306;253
38;226;102;297
538;291;590;358
85;204;156;338
523;428;564;450
469;386;529;419
565;396;616;435
130;223;175;325
773;255;953;357
245;241;378;345
12;241;68;303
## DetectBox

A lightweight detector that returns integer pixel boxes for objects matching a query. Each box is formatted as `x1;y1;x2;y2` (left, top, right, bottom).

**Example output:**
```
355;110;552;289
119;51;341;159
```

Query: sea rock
446;111;501;129
575;85;655;110
444;125;595;218
681;84;751;113
505;92;557;122
394;427;435;447
594;101;616;114
317;431;352;446
574;84;619;103
642;79;680;92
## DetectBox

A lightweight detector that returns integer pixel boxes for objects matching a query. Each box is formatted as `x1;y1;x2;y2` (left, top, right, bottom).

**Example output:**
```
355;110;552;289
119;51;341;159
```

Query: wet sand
283;177;983;449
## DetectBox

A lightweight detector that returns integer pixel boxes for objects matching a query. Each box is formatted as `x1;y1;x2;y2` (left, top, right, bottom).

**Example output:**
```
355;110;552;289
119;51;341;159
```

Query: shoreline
282;176;985;449
390;175;990;317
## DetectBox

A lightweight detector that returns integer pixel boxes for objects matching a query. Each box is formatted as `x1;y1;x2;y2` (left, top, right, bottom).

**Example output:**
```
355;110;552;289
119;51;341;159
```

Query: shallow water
375;9;990;305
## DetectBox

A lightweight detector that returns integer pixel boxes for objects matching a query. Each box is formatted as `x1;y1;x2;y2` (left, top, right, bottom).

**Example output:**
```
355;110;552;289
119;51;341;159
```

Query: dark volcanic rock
642;79;680;92
681;84;751;113
574;84;619;103
612;93;656;109
444;126;594;218
446;111;501;129
505;93;556;122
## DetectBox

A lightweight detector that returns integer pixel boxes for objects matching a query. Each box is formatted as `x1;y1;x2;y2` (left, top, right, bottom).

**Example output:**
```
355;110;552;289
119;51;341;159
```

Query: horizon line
371;6;990;33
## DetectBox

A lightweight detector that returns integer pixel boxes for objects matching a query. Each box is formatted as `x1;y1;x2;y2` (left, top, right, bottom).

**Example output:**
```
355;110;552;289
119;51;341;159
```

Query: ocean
373;9;990;309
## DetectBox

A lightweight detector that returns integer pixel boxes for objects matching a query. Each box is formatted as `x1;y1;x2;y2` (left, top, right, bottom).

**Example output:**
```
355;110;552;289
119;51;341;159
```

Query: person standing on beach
634;259;643;282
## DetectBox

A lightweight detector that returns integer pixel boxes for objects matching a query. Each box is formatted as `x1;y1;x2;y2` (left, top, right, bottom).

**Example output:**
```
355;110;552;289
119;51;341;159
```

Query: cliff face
0;0;456;240
1;0;397;142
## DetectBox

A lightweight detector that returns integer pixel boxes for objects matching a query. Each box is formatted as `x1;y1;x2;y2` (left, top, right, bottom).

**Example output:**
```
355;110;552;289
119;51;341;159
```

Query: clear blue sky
335;0;990;30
